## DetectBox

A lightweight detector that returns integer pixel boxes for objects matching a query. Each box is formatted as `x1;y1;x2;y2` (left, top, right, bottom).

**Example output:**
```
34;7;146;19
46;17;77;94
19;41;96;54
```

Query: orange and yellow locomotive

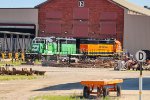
80;39;122;56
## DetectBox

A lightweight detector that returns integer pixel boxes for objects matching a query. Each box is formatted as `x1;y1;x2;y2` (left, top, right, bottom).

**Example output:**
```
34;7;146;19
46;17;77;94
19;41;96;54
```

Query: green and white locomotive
25;37;77;61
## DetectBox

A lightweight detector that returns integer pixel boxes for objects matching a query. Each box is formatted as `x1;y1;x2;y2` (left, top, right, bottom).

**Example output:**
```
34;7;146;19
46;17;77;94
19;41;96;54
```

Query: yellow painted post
8;53;12;59
1;52;5;59
21;53;25;61
15;52;19;61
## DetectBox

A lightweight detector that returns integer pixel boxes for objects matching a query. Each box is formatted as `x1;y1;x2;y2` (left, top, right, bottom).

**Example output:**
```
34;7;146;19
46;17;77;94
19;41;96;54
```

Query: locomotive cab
114;40;122;54
31;37;54;54
31;39;45;54
25;37;54;61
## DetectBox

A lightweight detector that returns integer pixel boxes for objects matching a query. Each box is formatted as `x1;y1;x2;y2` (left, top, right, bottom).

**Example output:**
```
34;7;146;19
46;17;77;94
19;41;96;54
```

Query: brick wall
38;0;124;44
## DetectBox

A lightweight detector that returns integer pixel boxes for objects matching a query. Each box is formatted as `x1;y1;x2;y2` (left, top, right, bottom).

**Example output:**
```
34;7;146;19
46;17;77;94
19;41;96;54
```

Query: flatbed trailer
80;79;123;98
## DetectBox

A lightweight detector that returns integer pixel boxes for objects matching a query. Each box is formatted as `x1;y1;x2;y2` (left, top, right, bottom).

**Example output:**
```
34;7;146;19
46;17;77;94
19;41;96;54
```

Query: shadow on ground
34;82;83;91
121;78;150;90
34;78;150;92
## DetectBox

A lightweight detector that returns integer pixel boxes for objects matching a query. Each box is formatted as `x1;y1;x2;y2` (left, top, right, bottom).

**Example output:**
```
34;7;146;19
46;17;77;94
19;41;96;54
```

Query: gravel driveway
0;66;150;100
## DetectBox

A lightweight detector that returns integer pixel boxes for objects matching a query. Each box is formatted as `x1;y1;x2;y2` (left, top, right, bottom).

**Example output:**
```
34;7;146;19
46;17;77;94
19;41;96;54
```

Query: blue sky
0;0;149;8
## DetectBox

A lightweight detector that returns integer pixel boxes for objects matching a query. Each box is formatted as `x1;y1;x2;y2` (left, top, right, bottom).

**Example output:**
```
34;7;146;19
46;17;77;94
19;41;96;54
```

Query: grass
30;95;113;100
0;75;39;81
31;95;82;100
0;60;24;66
34;59;42;65
0;60;42;66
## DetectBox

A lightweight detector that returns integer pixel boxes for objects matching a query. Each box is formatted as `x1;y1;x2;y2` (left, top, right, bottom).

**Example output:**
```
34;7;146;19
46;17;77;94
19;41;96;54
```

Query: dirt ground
0;65;150;100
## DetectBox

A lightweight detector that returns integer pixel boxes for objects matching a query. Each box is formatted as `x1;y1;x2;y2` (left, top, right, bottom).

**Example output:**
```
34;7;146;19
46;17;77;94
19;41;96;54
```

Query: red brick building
36;0;124;44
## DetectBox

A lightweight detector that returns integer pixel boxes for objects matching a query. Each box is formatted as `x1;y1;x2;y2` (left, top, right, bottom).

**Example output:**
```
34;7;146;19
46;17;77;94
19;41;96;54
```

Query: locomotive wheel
103;87;109;97
97;87;102;97
116;85;121;97
114;66;118;70
83;86;90;98
41;56;46;61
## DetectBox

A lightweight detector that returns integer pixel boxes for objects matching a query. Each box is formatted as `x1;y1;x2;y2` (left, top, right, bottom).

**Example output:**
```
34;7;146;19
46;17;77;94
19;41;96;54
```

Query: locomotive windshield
32;37;53;44
32;40;45;44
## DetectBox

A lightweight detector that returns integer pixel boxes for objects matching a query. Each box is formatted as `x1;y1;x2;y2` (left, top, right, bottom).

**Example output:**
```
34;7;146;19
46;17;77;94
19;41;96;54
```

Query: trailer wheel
116;85;121;97
83;86;90;98
103;87;109;97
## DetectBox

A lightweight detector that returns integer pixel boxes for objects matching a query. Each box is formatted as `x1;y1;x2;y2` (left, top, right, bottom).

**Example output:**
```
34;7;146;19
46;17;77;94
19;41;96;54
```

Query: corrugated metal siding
0;9;38;36
124;10;150;55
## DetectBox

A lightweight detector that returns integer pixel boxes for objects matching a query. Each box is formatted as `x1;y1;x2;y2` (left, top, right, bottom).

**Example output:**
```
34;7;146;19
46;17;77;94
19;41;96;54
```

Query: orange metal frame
80;79;123;95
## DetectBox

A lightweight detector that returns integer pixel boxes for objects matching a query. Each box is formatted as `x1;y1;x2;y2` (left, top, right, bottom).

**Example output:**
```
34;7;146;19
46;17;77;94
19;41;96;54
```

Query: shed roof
111;0;150;16
35;0;150;16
